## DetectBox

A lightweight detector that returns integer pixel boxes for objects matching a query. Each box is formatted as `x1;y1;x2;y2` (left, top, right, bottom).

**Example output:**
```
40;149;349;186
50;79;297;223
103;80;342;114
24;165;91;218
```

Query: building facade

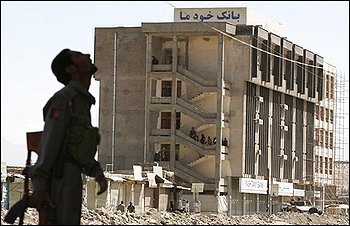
94;8;335;215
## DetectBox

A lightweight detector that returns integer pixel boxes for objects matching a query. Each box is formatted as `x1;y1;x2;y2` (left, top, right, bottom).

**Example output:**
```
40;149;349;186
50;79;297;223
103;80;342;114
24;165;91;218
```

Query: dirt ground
2;205;349;225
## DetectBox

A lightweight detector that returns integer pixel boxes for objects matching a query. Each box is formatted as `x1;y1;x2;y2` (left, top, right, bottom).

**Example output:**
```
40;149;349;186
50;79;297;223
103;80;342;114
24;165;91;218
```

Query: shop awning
176;185;191;191
147;173;174;188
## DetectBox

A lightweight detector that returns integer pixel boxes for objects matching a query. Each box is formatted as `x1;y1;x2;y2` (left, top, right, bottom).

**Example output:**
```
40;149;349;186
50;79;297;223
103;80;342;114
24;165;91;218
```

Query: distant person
222;138;228;146
200;134;206;145
190;127;196;139
152;56;159;65
161;146;167;161
154;146;161;161
194;133;199;141
207;136;212;145
213;137;217;145
127;202;135;213
290;198;296;205
117;201;125;212
185;200;190;213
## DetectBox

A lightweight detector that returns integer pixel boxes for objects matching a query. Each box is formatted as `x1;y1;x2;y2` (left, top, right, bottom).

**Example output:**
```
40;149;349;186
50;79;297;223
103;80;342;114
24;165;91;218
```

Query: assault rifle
4;131;52;225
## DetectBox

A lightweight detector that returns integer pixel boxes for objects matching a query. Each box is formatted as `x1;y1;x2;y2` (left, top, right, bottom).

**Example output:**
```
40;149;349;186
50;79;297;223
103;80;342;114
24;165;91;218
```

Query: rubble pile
2;205;349;225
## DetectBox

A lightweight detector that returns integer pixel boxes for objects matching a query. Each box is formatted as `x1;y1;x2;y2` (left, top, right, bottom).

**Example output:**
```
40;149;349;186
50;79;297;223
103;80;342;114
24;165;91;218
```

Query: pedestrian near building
213;137;217;145
200;134;206;145
185;200;190;213
127;202;135;213
207;136;212;145
189;127;196;139
152;56;159;65
28;49;107;225
154;145;161;161
222;138;228;146
117;201;125;212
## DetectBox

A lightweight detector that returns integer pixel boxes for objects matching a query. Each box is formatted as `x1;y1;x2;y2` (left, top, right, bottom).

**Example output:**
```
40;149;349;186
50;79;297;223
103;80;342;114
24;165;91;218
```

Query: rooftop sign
174;7;284;37
174;8;246;24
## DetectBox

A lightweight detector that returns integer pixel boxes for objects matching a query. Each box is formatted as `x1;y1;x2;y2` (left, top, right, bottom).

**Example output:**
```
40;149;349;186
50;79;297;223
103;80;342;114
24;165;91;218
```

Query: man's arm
85;160;107;195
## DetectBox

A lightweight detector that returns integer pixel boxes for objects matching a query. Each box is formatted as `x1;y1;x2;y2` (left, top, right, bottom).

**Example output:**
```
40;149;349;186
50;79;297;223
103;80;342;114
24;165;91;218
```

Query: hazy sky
2;1;349;166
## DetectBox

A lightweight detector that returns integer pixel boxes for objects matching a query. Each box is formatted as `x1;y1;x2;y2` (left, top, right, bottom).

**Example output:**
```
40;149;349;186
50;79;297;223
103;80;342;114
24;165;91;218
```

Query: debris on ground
2;206;349;225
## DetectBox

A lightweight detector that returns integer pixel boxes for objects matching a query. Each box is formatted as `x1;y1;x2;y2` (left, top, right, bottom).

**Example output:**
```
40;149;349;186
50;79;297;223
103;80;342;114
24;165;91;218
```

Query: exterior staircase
188;155;214;167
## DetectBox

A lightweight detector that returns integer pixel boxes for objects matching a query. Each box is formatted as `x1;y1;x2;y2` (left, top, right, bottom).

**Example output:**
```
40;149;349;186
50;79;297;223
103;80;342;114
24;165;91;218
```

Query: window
329;132;333;149
326;75;330;98
330;77;334;99
176;112;181;130
315;105;319;120
319;128;324;146
330;110;334;123
161;144;170;161
285;50;293;90
177;81;182;98
175;144;180;160
320;107;324;121
164;48;180;65
325;132;329;148
160;144;180;161
161;81;172;97
161;112;171;129
165;49;173;64
272;45;281;86
261;40;269;82
296;55;304;94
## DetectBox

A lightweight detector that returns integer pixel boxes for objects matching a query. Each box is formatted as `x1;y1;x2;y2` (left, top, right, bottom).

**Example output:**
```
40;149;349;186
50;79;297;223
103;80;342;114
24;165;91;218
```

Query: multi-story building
94;7;335;215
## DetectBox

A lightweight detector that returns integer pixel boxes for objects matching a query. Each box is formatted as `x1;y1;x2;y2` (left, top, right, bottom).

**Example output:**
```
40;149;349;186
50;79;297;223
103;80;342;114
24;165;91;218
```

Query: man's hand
95;170;107;195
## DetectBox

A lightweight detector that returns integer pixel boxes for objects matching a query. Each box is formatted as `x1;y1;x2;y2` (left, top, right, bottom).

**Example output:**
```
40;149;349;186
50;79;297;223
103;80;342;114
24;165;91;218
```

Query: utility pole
267;167;271;214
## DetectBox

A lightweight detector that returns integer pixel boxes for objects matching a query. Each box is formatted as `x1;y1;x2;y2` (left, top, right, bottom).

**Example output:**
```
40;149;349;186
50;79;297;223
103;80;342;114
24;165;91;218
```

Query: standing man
29;49;107;225
127;202;135;213
116;201;125;212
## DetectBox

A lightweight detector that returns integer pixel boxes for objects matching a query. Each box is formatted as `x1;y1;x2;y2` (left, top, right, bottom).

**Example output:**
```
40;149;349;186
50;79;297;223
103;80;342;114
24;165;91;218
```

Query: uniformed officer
29;49;107;225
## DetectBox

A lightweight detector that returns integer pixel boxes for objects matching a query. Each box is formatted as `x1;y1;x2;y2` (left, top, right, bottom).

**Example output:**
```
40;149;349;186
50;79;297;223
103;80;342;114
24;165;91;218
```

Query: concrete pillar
215;34;224;198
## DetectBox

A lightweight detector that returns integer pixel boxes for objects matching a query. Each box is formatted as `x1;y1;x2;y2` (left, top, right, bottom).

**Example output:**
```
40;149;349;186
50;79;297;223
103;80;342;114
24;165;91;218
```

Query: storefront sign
273;182;294;196
293;188;305;197
239;177;268;194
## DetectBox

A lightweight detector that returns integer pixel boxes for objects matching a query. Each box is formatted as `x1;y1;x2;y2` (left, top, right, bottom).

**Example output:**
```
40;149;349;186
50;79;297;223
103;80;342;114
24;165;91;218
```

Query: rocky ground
2;205;349;225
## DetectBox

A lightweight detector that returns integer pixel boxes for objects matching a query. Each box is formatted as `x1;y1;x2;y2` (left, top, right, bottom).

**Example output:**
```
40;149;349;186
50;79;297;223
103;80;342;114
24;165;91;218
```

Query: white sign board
293;189;305;197
133;165;143;181
272;182;294;196
278;182;294;196
305;190;321;198
239;178;268;194
191;183;204;193
153;166;163;178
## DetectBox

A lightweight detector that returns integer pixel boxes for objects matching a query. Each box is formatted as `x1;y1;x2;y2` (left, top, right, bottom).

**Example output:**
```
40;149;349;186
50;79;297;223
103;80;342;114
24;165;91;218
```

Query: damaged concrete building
94;7;336;215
